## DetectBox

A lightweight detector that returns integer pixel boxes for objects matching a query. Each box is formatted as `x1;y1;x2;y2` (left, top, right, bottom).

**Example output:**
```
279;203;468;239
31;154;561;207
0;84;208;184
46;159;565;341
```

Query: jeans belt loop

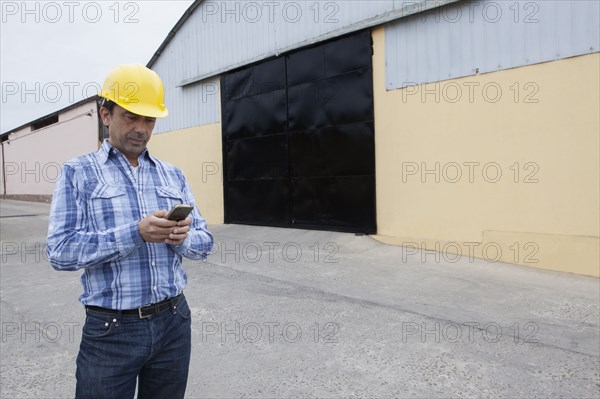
170;296;178;314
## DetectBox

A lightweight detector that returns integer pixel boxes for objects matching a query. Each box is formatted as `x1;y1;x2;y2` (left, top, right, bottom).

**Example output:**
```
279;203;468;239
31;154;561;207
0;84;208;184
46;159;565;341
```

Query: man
47;64;213;399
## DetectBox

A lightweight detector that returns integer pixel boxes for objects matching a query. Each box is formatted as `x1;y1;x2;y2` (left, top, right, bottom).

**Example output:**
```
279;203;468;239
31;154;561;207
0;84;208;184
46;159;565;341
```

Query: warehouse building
2;0;598;277
0;96;103;202
144;0;599;276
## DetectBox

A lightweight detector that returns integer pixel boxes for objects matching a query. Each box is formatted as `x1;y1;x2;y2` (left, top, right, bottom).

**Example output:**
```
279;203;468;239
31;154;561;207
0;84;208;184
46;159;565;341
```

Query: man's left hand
165;217;192;246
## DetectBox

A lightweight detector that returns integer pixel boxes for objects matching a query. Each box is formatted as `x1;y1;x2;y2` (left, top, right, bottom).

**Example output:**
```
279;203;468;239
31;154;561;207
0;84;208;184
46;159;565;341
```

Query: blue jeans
75;295;192;399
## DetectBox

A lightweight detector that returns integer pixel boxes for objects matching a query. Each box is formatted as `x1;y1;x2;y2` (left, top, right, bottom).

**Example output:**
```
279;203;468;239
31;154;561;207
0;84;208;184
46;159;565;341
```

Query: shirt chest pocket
88;185;129;230
156;186;185;211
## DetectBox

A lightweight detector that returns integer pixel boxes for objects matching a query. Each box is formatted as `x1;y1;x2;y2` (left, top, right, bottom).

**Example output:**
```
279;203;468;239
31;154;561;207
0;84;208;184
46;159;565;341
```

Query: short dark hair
100;99;117;114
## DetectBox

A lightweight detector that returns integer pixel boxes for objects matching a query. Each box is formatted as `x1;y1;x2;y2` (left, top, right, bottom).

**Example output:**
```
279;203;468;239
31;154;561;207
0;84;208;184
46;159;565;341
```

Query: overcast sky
0;0;194;133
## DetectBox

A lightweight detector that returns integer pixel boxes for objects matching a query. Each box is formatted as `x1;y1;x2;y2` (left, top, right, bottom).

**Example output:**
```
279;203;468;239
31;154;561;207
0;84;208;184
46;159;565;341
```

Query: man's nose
133;118;150;134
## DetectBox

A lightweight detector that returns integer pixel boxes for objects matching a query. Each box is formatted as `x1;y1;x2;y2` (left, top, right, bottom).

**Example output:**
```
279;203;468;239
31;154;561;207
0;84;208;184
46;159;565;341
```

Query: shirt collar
98;139;156;166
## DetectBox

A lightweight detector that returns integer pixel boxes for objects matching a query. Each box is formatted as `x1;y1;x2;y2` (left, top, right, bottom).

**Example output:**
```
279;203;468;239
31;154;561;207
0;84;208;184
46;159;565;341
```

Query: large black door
221;31;376;234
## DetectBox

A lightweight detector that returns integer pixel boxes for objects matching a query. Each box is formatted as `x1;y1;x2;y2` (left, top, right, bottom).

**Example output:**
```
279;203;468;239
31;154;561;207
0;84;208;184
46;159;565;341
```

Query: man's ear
99;107;111;127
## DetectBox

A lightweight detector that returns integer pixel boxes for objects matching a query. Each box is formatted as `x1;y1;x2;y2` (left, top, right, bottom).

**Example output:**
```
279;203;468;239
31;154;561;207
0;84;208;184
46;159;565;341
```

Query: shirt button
151;261;155;266
138;190;142;195
153;286;158;291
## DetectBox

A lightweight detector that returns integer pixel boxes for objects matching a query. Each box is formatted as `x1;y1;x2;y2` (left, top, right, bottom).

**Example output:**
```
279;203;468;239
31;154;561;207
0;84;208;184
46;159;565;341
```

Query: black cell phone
166;204;193;221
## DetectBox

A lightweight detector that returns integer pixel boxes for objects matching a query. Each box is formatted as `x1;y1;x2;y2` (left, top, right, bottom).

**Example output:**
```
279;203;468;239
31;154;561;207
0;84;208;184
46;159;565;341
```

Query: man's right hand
138;210;178;243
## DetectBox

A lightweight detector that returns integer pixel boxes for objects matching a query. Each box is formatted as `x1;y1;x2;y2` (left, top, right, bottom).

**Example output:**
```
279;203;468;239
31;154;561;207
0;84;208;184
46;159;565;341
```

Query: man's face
100;105;156;160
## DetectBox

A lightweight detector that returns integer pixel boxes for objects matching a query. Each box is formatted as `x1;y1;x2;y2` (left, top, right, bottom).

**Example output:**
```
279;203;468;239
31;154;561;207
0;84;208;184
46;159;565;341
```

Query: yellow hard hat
100;64;168;118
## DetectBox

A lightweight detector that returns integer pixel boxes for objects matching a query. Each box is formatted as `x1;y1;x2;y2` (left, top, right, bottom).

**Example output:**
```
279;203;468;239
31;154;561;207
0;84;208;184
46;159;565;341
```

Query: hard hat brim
117;101;169;119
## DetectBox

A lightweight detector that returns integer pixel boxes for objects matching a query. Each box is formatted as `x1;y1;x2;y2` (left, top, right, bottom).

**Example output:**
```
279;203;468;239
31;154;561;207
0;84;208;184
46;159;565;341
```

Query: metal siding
386;0;600;90
151;5;222;134
153;72;220;134
151;0;472;132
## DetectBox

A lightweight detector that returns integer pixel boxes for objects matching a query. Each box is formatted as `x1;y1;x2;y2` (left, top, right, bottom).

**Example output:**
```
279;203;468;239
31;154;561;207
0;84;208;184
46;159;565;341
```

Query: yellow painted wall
148;123;224;225
371;26;600;277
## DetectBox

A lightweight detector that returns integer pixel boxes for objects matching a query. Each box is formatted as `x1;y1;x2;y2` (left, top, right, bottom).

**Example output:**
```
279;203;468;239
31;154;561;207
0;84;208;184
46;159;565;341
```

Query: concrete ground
1;199;598;398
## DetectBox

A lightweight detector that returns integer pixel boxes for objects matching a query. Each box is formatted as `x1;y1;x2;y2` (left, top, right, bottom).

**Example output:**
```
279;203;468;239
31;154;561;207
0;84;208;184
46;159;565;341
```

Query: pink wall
0;142;5;195
2;101;99;196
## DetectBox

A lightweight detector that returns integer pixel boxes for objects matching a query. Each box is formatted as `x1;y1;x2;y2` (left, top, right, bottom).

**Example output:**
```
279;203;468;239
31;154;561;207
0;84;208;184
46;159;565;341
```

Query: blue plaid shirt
47;140;213;309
